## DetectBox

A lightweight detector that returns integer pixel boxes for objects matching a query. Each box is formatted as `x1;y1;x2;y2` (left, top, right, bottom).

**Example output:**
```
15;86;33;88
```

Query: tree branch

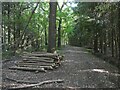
9;79;64;89
16;2;39;48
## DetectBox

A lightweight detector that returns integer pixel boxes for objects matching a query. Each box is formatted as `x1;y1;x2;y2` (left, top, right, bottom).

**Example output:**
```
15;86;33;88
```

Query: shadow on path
2;45;119;89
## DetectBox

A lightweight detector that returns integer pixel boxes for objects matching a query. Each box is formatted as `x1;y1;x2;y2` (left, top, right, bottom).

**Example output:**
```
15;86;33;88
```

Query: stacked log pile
9;52;64;72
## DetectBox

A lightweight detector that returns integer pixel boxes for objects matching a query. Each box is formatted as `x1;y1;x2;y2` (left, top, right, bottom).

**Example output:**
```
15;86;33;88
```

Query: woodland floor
2;45;120;89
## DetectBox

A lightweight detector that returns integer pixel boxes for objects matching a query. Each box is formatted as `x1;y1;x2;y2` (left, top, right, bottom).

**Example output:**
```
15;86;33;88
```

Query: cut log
21;55;58;61
23;53;58;58
21;56;39;58
8;79;64;90
44;58;53;60
16;63;57;69
23;52;47;54
16;65;54;70
9;66;47;72
31;52;49;54
23;60;54;63
22;59;54;63
21;52;64;60
16;62;55;66
21;54;64;63
22;56;52;60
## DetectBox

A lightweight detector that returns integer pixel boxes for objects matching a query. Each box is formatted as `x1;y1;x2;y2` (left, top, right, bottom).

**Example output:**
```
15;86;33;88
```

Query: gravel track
2;45;119;89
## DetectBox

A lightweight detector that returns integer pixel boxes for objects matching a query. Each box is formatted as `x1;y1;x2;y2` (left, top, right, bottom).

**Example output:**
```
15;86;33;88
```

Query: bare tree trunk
103;29;107;55
58;18;62;48
7;3;11;49
57;3;64;48
47;1;57;53
2;5;5;51
118;2;120;62
118;2;120;87
45;27;48;46
13;3;16;55
111;29;114;57
99;28;103;53
110;9;114;57
114;25;118;58
15;3;23;49
93;26;98;53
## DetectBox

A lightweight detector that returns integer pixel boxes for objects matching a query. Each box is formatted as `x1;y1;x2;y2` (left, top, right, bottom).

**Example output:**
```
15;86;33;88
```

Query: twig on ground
8;79;64;89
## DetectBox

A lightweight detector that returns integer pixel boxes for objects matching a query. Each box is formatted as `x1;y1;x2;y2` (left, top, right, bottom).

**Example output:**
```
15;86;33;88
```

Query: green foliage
70;2;120;64
2;50;14;59
2;2;75;59
2;2;120;64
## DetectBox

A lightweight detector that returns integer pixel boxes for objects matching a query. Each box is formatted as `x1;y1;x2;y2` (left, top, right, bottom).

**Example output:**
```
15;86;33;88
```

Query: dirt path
60;45;119;88
2;45;119;89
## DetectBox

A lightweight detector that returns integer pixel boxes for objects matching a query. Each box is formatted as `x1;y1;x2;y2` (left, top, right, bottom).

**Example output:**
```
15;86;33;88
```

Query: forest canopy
2;2;74;54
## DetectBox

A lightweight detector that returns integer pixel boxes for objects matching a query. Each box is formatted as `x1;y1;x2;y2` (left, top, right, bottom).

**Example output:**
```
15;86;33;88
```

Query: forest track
2;45;119;89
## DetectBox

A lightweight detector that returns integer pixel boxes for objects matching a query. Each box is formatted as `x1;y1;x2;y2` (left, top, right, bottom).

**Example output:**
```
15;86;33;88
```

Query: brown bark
47;1;57;53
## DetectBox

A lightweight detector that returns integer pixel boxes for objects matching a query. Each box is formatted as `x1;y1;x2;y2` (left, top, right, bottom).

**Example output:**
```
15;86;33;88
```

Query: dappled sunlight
65;50;88;54
91;69;109;73
78;69;120;77
2;2;120;89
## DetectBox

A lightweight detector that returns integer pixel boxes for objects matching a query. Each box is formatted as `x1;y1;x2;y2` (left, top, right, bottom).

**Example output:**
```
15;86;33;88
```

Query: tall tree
7;3;11;49
118;2;120;65
118;2;120;87
57;2;65;48
20;2;39;48
47;1;57;53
